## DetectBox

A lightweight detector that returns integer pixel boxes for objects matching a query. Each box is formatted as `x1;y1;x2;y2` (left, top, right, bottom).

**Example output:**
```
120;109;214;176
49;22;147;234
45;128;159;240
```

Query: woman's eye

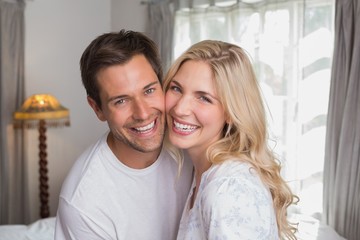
199;96;212;103
170;85;181;93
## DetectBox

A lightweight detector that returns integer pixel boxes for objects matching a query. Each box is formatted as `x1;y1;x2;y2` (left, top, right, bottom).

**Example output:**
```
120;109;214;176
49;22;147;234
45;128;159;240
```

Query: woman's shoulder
201;160;270;201
205;159;258;182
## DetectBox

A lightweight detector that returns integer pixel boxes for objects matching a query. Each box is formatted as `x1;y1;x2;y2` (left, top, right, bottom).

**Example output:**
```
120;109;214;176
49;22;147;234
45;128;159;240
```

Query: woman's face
165;60;227;156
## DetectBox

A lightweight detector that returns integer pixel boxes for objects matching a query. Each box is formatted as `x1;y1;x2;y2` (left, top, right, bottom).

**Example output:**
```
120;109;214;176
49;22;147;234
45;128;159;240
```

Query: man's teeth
135;121;155;132
174;121;197;132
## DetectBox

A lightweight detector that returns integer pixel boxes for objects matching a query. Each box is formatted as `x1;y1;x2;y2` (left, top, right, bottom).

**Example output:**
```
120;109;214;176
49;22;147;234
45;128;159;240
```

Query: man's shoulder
59;134;109;200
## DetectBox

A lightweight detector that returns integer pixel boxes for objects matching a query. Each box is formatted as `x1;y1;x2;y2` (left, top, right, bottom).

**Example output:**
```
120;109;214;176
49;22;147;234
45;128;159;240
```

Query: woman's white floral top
177;160;279;240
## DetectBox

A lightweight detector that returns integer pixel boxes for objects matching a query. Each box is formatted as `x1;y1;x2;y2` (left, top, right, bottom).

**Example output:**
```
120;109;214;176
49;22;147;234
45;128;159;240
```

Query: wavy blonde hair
163;40;298;239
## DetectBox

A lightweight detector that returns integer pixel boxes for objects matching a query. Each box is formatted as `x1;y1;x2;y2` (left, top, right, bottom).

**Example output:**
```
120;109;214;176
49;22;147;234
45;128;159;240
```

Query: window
173;0;334;218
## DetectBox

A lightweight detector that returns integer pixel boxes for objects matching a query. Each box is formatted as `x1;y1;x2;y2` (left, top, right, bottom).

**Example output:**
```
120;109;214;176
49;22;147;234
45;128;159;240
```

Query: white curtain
0;0;28;224
172;0;335;219
323;0;360;239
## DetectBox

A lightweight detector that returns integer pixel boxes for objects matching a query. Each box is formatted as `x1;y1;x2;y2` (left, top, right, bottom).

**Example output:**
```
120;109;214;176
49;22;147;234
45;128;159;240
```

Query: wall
24;0;111;222
111;0;148;32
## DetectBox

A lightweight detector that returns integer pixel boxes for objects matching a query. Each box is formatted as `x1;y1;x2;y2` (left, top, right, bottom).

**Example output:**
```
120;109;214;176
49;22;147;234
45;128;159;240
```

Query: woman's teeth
174;121;197;132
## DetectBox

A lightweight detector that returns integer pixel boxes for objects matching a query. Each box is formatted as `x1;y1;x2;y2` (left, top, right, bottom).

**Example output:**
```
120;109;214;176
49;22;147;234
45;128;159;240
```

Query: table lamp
13;94;70;218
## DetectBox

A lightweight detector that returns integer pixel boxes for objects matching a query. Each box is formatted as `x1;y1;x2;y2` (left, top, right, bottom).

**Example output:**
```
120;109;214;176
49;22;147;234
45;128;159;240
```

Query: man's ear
87;96;106;122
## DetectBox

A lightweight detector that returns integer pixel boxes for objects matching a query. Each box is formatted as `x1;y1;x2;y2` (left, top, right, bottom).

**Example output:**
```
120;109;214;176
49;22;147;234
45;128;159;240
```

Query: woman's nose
172;95;192;116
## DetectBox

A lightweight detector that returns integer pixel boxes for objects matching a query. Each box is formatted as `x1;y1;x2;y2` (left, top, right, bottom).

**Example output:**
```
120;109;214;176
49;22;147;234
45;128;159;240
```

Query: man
55;30;193;240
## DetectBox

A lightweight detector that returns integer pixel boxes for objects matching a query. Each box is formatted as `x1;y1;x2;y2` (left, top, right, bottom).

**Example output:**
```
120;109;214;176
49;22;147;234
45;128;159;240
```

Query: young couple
55;30;298;240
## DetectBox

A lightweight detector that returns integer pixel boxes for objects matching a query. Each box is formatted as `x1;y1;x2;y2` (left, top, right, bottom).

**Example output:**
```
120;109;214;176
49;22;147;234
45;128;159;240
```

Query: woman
163;40;298;239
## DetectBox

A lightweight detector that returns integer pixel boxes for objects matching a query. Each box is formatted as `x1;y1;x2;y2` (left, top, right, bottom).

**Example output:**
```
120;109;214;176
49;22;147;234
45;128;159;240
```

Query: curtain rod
0;0;26;3
140;0;174;4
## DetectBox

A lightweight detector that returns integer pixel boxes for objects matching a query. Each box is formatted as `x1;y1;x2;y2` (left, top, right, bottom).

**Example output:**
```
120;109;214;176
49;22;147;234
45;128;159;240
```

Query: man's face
89;54;165;156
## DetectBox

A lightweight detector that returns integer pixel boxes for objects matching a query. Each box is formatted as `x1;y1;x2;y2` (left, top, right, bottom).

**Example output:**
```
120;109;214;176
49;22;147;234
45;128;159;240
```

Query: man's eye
145;88;155;95
115;99;125;105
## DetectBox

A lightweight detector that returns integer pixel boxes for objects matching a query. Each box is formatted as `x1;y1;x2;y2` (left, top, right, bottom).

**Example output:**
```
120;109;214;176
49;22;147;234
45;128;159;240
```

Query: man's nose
132;98;151;120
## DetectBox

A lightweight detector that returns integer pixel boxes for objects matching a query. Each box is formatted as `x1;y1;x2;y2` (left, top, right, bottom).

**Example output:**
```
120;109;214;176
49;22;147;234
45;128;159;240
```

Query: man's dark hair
80;29;163;107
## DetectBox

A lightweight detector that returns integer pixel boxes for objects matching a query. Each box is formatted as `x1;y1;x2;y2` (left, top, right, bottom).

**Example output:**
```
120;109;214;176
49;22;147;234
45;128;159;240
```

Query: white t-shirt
177;160;279;240
55;132;193;240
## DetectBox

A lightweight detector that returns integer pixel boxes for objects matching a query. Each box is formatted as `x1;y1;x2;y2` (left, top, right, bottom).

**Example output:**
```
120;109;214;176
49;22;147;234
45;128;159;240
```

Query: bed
0;217;55;240
292;214;347;240
0;215;346;240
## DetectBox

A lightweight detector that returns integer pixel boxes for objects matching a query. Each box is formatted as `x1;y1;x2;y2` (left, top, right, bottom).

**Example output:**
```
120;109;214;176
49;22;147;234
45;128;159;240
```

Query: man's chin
133;142;163;153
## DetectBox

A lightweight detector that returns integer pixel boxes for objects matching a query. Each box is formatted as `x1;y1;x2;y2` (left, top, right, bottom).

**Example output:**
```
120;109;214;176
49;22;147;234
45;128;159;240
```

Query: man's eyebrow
144;81;160;90
108;94;127;103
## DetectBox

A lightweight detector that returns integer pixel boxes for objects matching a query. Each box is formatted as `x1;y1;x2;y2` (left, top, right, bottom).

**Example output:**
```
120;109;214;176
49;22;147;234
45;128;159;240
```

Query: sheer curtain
172;0;334;219
0;0;28;224
323;0;360;239
146;0;177;72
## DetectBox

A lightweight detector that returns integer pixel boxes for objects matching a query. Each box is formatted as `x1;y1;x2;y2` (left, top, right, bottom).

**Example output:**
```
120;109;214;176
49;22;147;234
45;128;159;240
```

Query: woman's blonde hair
163;40;298;239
